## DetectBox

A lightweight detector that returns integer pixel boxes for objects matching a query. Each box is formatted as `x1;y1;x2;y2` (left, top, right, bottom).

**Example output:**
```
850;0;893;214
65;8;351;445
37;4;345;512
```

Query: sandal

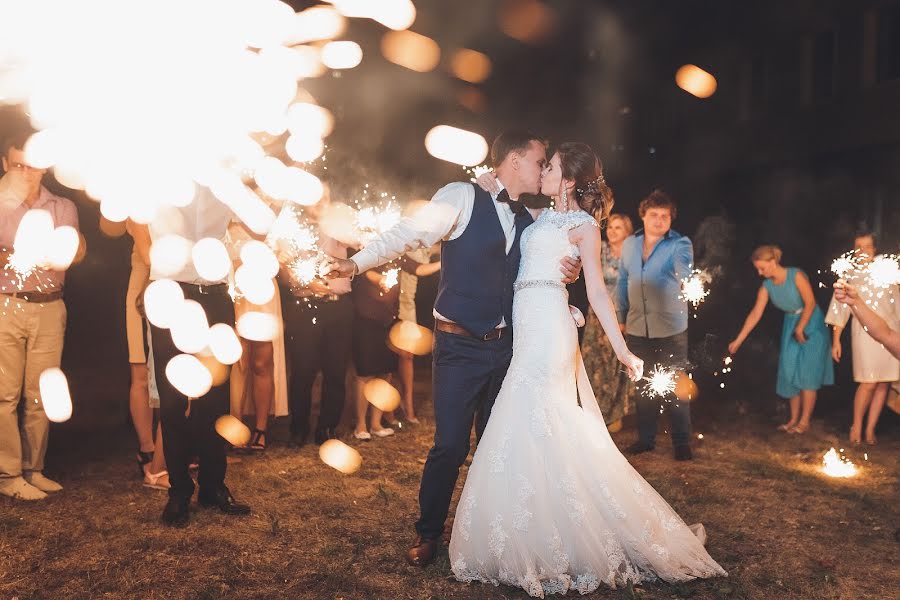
776;423;795;432
788;423;809;434
864;433;877;446
849;425;862;445
143;470;170;490
136;450;154;478
248;429;267;452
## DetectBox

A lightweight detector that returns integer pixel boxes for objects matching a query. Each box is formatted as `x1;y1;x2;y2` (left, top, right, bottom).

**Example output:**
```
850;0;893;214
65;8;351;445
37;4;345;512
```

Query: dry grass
1;373;898;600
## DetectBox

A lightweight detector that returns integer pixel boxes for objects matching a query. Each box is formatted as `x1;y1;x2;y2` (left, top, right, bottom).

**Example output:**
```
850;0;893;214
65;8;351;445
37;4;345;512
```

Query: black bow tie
496;189;526;216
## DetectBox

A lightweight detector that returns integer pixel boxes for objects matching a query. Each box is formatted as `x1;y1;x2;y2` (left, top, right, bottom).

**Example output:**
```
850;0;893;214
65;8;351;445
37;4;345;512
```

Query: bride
449;143;726;597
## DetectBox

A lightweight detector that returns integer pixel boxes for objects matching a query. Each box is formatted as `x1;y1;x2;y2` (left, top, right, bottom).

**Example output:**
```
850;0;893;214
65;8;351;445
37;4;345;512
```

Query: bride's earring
561;188;568;212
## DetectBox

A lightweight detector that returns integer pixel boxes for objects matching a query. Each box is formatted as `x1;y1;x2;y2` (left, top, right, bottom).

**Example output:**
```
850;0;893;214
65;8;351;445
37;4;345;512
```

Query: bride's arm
574;223;643;380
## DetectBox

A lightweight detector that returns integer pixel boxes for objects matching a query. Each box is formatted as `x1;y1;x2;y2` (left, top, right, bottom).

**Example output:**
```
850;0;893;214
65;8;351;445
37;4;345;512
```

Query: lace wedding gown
449;209;726;598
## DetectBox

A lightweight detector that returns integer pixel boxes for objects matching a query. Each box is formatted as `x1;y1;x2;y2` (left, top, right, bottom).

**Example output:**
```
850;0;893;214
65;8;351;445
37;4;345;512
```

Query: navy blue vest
434;184;533;337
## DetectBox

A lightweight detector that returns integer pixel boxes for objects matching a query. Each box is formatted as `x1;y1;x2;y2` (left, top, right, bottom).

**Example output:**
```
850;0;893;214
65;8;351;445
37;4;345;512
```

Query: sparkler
866;254;900;289
830;251;867;279
641;364;677;398
679;269;711;308
821;448;858;478
382;267;400;290
465;164;493;183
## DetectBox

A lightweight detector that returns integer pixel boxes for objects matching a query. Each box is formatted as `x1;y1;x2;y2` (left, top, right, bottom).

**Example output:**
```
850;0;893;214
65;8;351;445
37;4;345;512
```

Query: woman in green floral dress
582;213;634;430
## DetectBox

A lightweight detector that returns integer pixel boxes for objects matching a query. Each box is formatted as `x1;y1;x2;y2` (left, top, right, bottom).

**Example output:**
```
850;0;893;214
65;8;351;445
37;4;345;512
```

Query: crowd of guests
1;128;898;525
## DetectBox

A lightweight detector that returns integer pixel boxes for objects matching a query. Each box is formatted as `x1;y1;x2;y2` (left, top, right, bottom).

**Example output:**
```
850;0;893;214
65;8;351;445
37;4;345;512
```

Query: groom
325;130;580;566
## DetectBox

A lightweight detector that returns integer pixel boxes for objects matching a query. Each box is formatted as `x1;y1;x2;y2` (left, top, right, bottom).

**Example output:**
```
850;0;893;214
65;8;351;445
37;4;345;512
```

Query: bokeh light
165;353;213;398
363;377;401;412
319;439;362;474
675;64;717;98
425;125;489;166
320;41;363;70
450;49;492;83
39;367;72;423
215;415;252;446
381;30;440;73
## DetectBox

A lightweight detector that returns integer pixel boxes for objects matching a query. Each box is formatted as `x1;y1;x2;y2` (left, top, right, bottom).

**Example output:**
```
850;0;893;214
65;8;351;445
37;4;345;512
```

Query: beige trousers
0;297;66;479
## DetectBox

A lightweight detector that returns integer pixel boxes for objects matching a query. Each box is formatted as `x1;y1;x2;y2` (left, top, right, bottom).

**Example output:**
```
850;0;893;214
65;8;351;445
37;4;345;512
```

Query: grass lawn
1;372;897;600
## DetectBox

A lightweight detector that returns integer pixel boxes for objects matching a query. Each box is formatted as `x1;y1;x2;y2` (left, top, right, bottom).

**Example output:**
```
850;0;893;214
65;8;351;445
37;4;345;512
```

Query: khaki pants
0;298;66;480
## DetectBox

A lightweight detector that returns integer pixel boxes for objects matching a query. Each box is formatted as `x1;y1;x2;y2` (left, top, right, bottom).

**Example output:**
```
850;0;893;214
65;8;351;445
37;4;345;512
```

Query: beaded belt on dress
513;279;566;292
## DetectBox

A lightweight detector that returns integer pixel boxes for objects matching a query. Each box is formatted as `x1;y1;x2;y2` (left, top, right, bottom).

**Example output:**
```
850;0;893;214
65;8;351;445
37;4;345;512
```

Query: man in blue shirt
616;190;695;460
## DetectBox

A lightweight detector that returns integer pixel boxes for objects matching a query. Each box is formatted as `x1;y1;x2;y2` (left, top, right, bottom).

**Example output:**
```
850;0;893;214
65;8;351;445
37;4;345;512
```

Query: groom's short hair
491;129;544;168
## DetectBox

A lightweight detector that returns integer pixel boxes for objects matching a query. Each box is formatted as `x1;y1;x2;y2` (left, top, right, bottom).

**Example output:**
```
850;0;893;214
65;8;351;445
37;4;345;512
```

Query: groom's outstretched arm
324;183;469;278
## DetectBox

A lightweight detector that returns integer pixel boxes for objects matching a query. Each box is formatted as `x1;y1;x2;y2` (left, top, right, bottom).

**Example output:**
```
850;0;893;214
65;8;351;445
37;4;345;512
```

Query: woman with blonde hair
728;245;833;433
581;212;634;431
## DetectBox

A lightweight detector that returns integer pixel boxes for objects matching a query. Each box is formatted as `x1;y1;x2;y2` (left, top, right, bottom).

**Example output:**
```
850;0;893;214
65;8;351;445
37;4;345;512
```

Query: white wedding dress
449;209;726;598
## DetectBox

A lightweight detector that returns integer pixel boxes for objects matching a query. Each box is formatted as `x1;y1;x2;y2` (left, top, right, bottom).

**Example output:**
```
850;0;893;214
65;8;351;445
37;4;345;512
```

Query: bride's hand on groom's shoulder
475;171;500;193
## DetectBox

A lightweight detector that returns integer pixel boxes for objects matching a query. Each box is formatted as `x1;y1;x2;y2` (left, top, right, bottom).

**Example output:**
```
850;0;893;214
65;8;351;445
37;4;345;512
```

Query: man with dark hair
324;129;580;567
0;129;84;500
616;188;695;460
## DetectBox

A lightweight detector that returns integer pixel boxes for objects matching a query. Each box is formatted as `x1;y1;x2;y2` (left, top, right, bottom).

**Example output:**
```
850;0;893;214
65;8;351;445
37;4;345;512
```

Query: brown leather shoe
406;536;439;567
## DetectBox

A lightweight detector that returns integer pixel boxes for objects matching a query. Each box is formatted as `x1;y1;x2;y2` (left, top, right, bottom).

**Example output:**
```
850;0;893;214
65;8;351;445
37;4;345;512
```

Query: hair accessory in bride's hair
576;174;605;196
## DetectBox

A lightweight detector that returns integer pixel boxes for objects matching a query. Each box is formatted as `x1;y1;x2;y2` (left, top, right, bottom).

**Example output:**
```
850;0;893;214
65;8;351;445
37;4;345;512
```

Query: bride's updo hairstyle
751;245;783;264
557;142;614;225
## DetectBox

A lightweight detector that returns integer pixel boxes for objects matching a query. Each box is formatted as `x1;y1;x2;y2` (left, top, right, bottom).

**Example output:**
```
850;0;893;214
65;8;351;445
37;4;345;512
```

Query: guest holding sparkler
228;219;288;452
616;190;695;460
827;234;900;444
728;245;833;434
0;126;84;500
396;246;441;425
274;190;354;448
351;256;422;439
834;281;900;360
582;213;634;432
125;221;168;489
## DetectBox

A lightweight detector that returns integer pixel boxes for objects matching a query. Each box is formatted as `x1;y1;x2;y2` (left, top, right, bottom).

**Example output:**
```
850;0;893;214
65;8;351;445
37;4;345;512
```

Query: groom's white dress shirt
351;179;532;327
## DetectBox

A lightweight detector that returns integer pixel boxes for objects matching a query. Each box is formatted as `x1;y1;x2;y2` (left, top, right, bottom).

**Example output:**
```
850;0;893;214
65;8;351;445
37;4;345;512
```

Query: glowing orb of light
286;167;325;206
679;269;711;308
363;377;401;412
450;49;492;83
288;6;346;45
425;125;489;167
149;234;192;278
673;372;698;402
388;320;434;356
381;30;440;73
285;134;325;164
240;240;280;279
319;439;362;474
23;129;59;170
821;447;858;478
318;202;360;245
235;265;276;306
320;41;362;70
675;64;717;99
39;367;72;423
165;354;213;399
286;102;334;138
381;267;399;290
215;415;252;447
196;351;231;387
143;279;185;329
191;238;232;282
46;225;79;271
236;311;280;342
208;323;243;365
169;299;211;355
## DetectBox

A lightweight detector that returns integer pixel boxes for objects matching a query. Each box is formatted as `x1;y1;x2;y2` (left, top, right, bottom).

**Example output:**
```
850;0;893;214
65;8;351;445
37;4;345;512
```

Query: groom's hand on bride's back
559;256;581;284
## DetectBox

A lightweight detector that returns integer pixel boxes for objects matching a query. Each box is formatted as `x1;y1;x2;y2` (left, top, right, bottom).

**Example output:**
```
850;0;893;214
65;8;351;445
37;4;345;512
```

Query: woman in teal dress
582;213;634;429
728;245;834;433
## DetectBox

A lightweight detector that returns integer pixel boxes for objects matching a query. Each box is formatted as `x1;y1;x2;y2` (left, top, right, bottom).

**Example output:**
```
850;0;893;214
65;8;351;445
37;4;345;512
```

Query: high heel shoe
136;450;154;477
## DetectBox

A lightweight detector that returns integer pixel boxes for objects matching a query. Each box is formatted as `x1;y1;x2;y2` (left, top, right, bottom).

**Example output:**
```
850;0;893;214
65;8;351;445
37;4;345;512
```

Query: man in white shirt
325;130;579;566
134;186;251;527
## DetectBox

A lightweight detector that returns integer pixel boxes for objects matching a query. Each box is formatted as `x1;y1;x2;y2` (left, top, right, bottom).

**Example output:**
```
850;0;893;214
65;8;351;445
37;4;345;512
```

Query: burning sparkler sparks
866;254;900;289
830;251;867;279
381;267;400;290
679;269;711;308
641;364;677;398
821;447;858;478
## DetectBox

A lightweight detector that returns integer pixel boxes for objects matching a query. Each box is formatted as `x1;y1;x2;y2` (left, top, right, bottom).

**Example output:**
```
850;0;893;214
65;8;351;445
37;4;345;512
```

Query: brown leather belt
435;320;505;341
1;290;64;303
